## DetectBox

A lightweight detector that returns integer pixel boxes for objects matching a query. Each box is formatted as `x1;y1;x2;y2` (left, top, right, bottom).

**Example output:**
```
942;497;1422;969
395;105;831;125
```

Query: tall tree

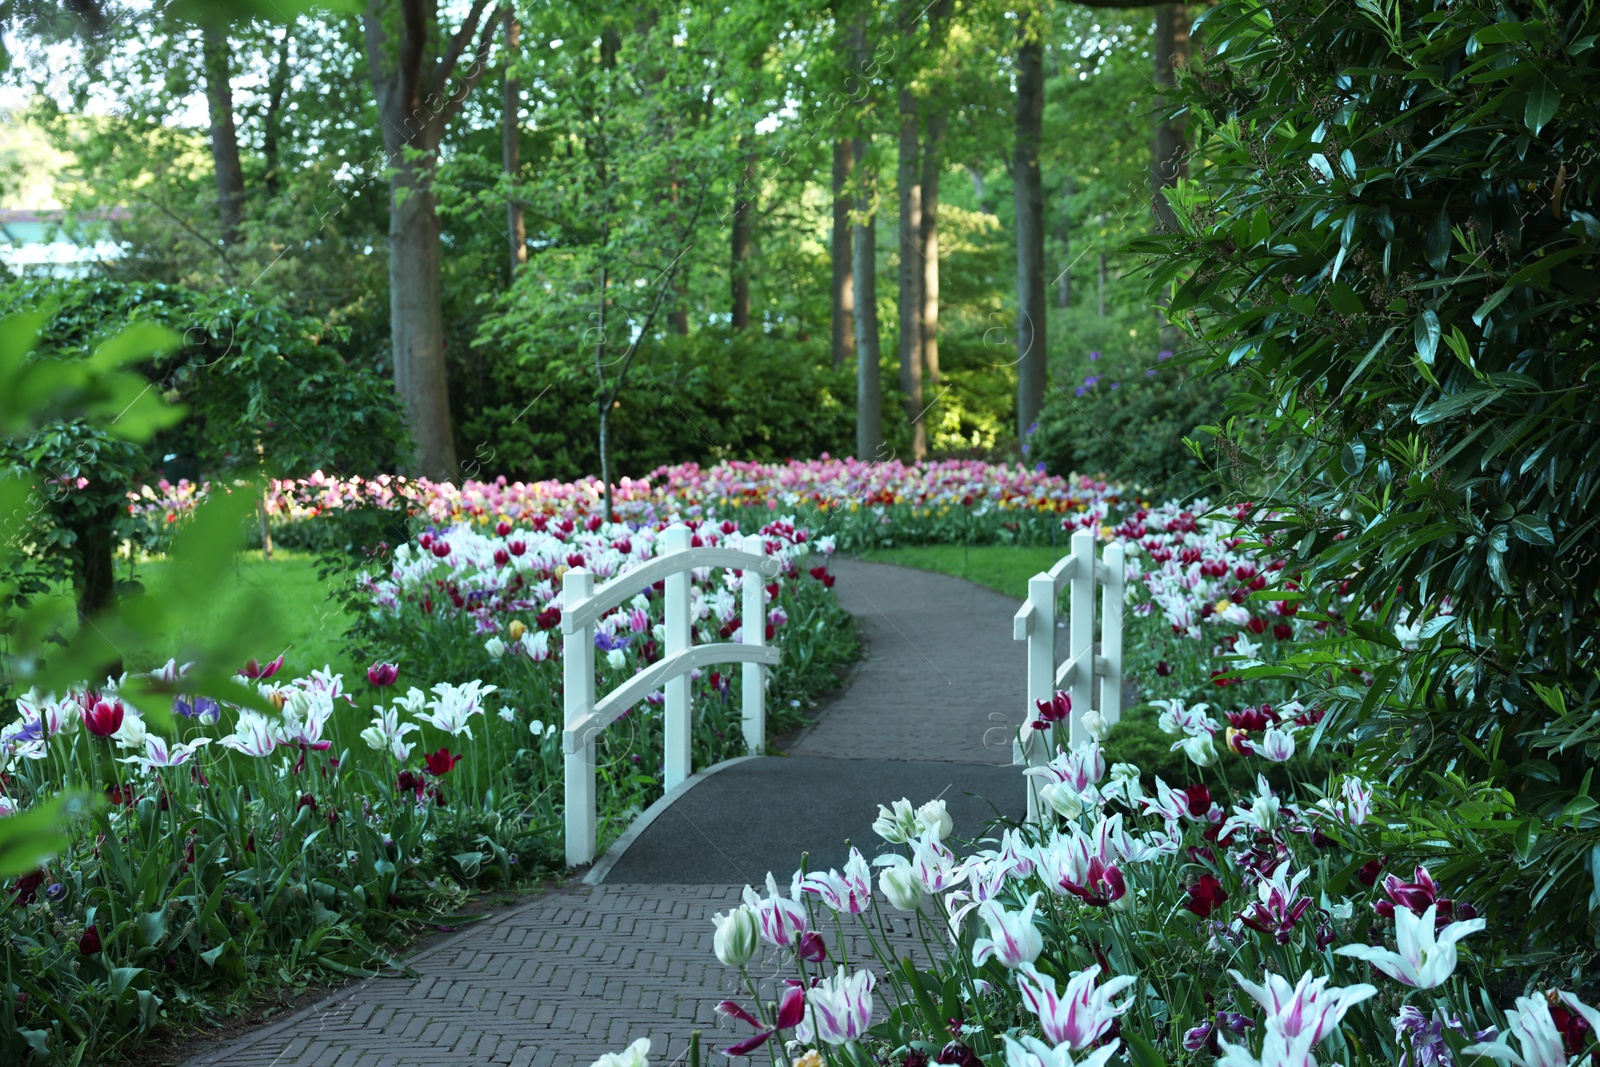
1151;3;1190;234
730;151;755;330
895;0;925;460
362;0;498;480
260;26;293;199
852;137;883;459
920;108;944;388
502;6;526;275
1055;180;1073;308
1013;14;1046;439
831;138;855;368
200;20;244;251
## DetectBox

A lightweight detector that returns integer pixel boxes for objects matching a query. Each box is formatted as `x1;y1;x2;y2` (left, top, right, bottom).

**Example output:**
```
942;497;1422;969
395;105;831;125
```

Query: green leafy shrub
1027;357;1232;499
2;277;408;481
1144;0;1600;953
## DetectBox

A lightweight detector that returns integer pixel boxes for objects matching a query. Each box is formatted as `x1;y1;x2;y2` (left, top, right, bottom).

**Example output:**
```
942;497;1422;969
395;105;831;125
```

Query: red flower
808;566;836;588
566;553;585;569
367;662;399;687
397;769;425;797
1032;690;1071;729
1356;858;1386;886
84;698;124;738
78;925;102;955
798;930;826;962
1273;623;1294;640
1155;660;1173;677
508;539;527;556
495;520;512;536
11;870;44;905
536;607;561;630
1181;783;1211;818
1246;616;1266;634
1227;705;1274;731
1061;857;1126;907
423;748;462;777
1183;873;1228;917
241;655;284;680
493;549;510;566
1375;865;1475;929
431;541;452;558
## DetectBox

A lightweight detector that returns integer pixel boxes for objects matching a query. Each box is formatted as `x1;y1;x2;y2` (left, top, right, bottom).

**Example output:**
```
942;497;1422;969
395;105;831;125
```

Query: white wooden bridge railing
561;523;781;866
1012;528;1125;820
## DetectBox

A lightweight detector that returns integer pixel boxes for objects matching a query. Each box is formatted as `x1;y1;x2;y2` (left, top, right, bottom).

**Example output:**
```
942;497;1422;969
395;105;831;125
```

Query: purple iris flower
1158;349;1173;361
1088;350;1100;362
1074;387;1088;397
1110;382;1120;390
1145;368;1157;377
174;695;221;724
594;631;631;653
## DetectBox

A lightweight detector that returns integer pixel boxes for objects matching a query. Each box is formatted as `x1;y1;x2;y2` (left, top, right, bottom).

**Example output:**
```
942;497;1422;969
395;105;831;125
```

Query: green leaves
1523;76;1560;135
0;796;78;879
1413;310;1441;365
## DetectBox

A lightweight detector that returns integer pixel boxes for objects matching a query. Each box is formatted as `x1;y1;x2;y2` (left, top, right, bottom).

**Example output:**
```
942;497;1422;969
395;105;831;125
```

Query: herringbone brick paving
185;561;1015;1067
186;883;929;1067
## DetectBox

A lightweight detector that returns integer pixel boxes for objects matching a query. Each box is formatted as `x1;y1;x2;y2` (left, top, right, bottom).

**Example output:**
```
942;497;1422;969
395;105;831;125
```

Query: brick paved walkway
184;560;1025;1067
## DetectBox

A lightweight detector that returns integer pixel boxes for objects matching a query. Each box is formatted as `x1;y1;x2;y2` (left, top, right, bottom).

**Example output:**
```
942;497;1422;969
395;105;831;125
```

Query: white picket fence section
560;523;780;866
1012;528;1125;820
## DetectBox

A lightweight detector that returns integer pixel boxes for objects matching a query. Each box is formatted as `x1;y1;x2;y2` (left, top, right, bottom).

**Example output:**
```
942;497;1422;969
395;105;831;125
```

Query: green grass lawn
857;544;1069;599
126;550;359;678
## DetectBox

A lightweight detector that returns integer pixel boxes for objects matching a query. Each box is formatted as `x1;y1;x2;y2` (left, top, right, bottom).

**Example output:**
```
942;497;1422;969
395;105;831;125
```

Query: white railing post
741;537;767;756
1068;529;1096;744
662;524;693;790
1099;542;1125;728
563;567;597;867
1023;571;1056;822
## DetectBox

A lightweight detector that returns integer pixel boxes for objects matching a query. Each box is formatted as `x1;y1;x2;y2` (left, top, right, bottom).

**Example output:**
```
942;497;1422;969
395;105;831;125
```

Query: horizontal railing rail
561;523;780;866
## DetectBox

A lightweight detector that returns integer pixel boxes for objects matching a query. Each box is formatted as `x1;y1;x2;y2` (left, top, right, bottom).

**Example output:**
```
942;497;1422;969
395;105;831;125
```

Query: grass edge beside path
855;545;1067;600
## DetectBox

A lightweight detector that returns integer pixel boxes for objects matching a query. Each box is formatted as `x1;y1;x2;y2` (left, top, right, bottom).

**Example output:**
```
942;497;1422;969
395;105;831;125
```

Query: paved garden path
184;559;1028;1067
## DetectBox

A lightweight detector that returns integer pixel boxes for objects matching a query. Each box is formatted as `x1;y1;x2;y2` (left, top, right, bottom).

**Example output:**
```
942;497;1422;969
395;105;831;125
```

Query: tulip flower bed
0;660;526;1063
595;715;1594;1067
346;512;858;842
124;459;1127;555
0;511;854;1064
128;461;1333;713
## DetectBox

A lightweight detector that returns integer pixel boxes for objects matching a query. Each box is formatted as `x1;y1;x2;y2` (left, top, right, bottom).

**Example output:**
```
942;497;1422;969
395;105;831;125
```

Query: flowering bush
595;727;1598;1067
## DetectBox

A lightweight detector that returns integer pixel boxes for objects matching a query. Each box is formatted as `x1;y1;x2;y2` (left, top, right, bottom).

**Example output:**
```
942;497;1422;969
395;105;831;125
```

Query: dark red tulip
84;698;124;738
495;520;512;536
431;541;452;558
423;748;463;777
1156;660;1174;677
78;925;102;955
367;662;399;687
797;930;826;962
1061;858;1126;907
1184;873;1228;917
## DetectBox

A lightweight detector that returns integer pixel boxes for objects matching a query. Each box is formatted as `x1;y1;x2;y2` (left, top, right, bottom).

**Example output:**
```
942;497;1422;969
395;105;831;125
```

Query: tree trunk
1098;219;1108;318
831;138;855;368
1014;25;1047;441
967;164;990;212
731;151;755;330
920;110;944;388
1055;180;1073;309
362;0;494;481
261;27;292;198
852;138;883;460
386;168;456;478
201;22;244;250
1152;3;1191;234
896;88;925;460
503;9;526;274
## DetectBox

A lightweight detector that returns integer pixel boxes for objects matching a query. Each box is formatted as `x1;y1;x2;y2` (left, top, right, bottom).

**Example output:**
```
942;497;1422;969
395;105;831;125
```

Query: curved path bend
183;560;1029;1067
